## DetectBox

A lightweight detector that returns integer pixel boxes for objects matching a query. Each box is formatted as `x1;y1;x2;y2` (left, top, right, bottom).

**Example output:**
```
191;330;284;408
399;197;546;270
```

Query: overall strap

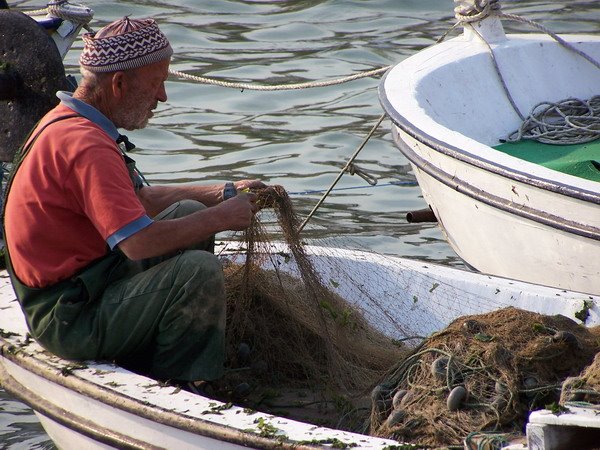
2;113;81;223
1;114;81;287
2;112;124;311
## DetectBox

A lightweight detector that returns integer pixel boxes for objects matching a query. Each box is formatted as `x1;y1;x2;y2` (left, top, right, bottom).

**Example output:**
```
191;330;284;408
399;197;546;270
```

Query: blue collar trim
57;91;120;141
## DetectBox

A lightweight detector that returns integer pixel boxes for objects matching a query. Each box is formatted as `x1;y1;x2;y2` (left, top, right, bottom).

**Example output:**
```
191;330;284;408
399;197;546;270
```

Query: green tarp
494;139;600;183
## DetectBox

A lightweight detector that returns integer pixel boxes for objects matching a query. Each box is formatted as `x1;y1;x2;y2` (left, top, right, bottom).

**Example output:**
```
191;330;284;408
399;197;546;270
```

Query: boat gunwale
0;337;323;450
0;362;162;450
389;125;600;241
378;59;600;206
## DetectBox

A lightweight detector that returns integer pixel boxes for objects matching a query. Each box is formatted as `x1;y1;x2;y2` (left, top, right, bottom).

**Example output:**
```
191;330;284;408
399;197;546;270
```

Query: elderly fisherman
3;17;263;386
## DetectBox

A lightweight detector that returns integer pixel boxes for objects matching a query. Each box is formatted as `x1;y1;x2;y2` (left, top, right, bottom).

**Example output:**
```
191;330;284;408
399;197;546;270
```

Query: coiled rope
507;96;600;144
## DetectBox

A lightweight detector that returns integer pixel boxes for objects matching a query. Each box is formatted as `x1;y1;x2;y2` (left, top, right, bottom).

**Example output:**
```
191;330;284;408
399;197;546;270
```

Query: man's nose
157;83;167;102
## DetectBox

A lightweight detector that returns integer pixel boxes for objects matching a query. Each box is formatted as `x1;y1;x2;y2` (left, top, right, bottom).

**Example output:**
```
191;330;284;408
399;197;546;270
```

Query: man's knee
170;250;226;324
154;199;207;220
154;201;215;253
173;250;224;292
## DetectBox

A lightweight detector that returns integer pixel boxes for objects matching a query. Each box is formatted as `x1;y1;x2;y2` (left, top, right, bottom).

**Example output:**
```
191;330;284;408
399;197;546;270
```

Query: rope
298;113;385;232
498;12;600;72
347;163;378;186
23;1;94;27
454;0;501;23
22;7;48;16
168;66;390;91
464;431;516;450
287;180;417;196
506;96;600;144
465;23;525;120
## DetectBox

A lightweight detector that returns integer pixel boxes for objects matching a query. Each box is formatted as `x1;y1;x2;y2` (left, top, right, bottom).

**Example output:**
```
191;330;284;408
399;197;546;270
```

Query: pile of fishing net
369;307;599;447
219;186;405;430
215;185;600;441
561;332;600;405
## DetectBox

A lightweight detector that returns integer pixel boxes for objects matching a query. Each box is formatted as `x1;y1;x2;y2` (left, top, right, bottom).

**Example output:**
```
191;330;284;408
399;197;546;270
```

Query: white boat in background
379;5;600;295
1;243;599;450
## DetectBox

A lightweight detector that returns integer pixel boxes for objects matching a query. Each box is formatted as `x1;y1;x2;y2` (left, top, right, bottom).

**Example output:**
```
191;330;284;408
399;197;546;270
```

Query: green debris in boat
298;438;358;448
60;363;88;376
202;402;233;415
253;417;284;438
575;300;594;324
545;401;570;416
0;329;19;339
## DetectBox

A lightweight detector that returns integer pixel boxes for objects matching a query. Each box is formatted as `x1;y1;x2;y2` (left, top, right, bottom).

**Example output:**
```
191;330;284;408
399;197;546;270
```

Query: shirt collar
57;91;120;141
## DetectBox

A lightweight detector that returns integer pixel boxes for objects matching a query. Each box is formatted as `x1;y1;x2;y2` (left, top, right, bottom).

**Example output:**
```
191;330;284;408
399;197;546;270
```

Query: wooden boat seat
494;139;600;182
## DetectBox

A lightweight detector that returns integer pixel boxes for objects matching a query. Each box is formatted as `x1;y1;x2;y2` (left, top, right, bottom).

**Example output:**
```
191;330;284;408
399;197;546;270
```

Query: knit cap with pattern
79;17;172;72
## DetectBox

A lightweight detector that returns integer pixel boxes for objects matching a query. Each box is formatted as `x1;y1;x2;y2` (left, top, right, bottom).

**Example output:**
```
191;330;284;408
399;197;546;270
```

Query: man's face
114;59;170;130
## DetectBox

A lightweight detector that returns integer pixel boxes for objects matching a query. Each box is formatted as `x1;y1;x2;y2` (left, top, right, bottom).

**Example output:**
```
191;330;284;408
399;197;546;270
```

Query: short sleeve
64;130;149;241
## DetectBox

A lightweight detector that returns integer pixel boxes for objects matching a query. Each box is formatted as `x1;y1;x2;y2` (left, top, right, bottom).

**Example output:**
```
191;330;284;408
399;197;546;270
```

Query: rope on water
288;180;417;196
168;66;390;91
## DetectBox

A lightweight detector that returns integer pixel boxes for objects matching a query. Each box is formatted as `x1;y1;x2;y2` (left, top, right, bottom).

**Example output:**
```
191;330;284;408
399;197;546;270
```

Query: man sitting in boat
3;17;263;389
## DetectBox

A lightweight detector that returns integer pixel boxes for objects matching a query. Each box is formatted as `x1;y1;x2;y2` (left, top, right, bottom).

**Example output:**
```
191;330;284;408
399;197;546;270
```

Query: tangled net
561;326;600;405
221;185;405;430
370;307;599;447
507;96;600;144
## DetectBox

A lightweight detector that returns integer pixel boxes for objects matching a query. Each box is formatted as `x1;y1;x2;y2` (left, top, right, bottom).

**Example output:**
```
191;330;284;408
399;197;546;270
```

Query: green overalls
4;115;226;382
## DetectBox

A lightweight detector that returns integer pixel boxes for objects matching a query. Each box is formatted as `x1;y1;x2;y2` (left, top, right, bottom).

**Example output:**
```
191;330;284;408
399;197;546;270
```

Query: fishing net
561;326;600;405
219;185;406;430
369;307;599;447
214;185;599;438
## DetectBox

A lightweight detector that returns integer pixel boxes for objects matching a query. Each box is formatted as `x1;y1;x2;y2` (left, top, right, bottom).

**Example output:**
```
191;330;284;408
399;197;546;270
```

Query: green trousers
12;200;226;382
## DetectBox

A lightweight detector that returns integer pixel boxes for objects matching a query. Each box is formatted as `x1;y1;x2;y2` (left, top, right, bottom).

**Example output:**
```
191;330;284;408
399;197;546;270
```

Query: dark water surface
4;0;600;447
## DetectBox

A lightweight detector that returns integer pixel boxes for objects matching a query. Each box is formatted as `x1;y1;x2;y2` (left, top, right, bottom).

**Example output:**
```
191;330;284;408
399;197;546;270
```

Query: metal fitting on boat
406;207;437;223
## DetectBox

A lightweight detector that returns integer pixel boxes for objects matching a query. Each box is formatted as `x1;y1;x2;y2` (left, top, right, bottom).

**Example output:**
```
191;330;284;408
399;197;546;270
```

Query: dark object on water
406;207;437;223
0;1;8;10
0;10;69;161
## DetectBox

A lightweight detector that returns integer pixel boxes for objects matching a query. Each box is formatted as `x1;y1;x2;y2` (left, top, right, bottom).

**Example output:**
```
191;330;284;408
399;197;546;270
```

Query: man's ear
111;71;127;99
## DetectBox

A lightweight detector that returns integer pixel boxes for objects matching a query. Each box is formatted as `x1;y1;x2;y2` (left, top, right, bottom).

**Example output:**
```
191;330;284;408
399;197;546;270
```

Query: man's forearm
138;184;222;217
118;192;258;260
118;208;223;260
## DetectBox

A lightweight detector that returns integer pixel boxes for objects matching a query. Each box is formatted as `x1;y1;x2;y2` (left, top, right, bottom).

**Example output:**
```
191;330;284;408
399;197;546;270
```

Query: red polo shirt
5;104;148;288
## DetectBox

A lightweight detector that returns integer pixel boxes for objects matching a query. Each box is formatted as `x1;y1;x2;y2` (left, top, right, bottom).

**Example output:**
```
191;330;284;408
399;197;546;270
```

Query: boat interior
412;35;600;148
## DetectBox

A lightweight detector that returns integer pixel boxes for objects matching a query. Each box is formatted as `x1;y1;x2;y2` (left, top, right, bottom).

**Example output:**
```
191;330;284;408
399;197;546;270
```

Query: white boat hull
380;18;600;295
394;127;600;294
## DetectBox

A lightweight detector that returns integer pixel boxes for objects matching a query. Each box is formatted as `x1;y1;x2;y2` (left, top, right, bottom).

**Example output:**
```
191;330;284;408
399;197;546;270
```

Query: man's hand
119;191;260;260
217;191;259;231
234;179;266;193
